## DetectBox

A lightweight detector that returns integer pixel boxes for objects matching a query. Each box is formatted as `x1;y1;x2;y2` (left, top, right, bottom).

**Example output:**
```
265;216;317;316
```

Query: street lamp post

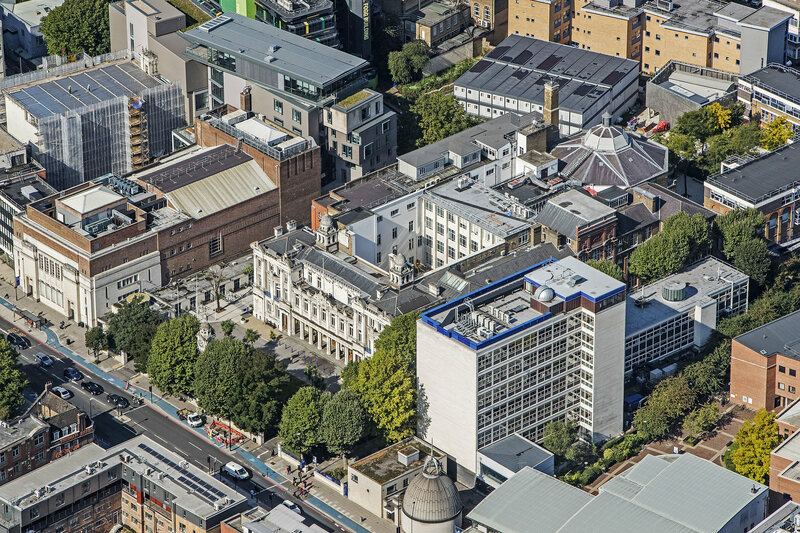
88;397;94;419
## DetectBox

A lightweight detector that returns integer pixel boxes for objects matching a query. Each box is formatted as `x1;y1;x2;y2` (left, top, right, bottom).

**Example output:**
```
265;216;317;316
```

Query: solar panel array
137;443;227;503
10;63;160;120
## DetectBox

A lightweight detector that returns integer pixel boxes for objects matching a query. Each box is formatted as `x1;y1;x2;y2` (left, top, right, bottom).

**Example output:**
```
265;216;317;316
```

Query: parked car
81;381;104;395
51;386;73;400
282;500;301;514
63;367;83;381
187;413;204;428
224;461;249;480
7;333;30;350
106;394;129;408
33;352;53;367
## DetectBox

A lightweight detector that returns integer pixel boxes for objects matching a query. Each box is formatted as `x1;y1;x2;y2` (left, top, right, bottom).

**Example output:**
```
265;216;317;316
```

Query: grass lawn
167;0;211;28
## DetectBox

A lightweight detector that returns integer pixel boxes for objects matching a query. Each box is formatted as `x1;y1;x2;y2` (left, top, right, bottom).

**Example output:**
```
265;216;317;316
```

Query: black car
6;333;30;350
106;394;129;409
81;381;104;395
63;367;83;381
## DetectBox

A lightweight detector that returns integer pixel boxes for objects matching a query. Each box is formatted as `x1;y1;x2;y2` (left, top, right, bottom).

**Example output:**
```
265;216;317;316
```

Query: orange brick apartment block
508;0;790;75
730;309;800;412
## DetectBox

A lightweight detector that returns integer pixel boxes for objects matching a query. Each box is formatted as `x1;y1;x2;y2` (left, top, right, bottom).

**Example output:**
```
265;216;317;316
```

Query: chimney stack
543;80;559;129
240;86;252;112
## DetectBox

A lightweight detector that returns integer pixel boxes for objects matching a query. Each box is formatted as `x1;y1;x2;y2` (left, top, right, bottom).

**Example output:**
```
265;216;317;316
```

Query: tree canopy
411;92;476;148
220;320;235;336
585;259;623;281
733;238;772;286
0;341;28;420
320;389;367;459
40;0;112;56
106;296;163;371
388;41;429;85
682;402;719;439
374;311;420;371
147;314;200;396
762;117;793;151
85;326;107;357
278;386;328;455
541;420;578;456
628;212;710;283
715;208;765;259
731;409;780;483
633;375;696;441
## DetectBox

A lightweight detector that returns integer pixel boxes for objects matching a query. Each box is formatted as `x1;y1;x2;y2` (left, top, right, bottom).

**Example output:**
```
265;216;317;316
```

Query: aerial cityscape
0;0;798;530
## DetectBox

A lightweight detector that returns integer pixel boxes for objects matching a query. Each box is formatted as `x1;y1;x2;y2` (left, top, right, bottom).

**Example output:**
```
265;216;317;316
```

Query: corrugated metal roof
166;159;276;217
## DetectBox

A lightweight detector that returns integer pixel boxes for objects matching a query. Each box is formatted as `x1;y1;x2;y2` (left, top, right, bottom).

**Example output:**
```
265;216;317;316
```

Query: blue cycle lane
0;296;370;533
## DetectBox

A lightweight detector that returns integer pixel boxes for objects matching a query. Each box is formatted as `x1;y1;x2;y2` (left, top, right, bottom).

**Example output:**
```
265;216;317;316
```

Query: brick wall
730;339;772;410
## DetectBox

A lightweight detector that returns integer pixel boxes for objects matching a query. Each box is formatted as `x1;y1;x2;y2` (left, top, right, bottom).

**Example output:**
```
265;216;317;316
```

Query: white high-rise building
417;256;626;482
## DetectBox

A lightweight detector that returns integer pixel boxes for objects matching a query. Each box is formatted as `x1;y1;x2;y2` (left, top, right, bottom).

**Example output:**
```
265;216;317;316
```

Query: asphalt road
3;315;340;532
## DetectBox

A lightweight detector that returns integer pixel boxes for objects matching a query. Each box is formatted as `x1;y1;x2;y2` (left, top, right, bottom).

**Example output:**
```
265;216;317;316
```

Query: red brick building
730;309;800;412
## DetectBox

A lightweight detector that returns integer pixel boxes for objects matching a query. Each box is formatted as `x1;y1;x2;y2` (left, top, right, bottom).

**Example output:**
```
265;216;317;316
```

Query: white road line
188;442;202;451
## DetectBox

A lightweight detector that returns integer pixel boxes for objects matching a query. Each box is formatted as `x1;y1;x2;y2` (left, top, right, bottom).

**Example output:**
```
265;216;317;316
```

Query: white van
224;461;249;480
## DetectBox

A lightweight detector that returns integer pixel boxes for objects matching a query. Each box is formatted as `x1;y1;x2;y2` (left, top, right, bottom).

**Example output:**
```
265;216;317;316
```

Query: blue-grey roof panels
9;62;161;120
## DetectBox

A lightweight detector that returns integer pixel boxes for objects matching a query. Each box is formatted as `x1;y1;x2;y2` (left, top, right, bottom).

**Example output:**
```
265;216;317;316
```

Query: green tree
147;314;199;397
731;409;781;483
628;230;690;283
761;117;793;150
40;0;111;56
193;336;251;417
341;361;360;391
633;375;697;441
733;238;772;286
320;389;367;462
106;296;163;371
411;92;475;148
715;208;765;260
243;328;260;346
673;107;720;142
278;387;328;456
304;365;325;389
0;341;28;420
232;350;296;434
388;41;429;85
374;311;420;371
565;441;595;465
220;320;235;337
682;402;719;439
351;349;416;442
661;211;711;262
85;326;107;357
586;259;623;281
541;420;578;456
706;102;731;131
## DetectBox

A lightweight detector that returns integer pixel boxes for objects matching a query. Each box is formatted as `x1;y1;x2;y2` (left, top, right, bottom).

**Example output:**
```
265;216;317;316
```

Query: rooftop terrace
350;438;445;484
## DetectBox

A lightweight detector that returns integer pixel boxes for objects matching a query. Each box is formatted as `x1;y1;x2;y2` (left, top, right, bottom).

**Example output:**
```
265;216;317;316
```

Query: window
34;432;45;446
780;366;787;373
779;382;786;390
791;369;797;377
274;100;283;114
377;234;382;245
209;235;222;256
12;446;19;458
292;109;302;124
791;386;797;394
484;6;490;18
392;228;398;239
351;473;359;483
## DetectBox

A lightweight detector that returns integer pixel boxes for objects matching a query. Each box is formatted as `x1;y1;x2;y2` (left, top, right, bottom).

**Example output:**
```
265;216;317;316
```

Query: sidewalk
0;264;377;533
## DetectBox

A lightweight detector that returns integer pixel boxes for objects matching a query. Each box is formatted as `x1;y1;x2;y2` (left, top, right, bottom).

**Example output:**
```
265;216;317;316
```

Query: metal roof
401;457;462;524
535;189;615;239
8;62;161;120
706;143;800;205
181;13;367;87
467;467;592;533
478;433;553;473
734;308;800;359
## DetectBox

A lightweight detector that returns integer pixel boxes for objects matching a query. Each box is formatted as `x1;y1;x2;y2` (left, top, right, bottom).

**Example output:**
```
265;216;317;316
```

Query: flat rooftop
424;179;533;238
7;61;162;120
0;435;244;516
626;257;748;335
742;64;800;105
181;13;367;87
752;502;800;533
398;112;542;169
0;0;64;29
642;0;746;35
0;177;56;209
478;434;553;473
778;398;800;431
654;68;737;106
325;171;408;211
350;438;444;484
455;35;639;114
735;308;800;359
59;186;125;215
706;143;800;205
422;256;625;349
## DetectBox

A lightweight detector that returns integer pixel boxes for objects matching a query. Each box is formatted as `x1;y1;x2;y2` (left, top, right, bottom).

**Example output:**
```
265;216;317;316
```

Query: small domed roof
534;285;555;302
319;213;333;228
582;123;630;153
402;457;462;524
390;252;408;268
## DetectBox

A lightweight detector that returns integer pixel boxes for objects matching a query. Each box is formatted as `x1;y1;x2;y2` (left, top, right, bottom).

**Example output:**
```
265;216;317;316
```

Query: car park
33;353;53;366
81;381;104;395
63;367;83;381
224;461;249;480
51;386;73;400
106;394;129;408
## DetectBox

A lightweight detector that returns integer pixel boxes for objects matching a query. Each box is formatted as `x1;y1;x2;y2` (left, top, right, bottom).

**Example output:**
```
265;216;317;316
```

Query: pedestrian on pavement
250;489;255;500
286;466;290;475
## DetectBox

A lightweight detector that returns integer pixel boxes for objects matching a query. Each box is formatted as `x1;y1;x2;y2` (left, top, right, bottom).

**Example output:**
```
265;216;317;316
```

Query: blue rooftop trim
524;274;627;304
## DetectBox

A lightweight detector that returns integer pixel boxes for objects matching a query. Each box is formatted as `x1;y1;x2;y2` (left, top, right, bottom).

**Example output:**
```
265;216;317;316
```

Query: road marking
188;442;202;451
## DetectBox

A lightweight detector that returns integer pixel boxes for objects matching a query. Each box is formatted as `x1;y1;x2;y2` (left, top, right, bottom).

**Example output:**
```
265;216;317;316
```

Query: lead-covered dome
401;456;462;524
